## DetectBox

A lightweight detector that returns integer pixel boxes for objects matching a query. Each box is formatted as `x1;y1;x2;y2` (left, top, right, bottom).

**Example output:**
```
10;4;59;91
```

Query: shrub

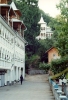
65;72;68;79
51;56;68;74
39;62;50;70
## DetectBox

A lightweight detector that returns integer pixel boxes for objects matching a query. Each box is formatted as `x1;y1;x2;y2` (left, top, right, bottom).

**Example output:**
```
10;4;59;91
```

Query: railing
49;77;68;100
0;15;27;44
0;59;11;69
0;36;12;49
11;56;24;67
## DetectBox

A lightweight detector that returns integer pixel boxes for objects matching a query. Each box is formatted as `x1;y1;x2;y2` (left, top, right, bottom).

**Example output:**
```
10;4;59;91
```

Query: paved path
0;74;54;100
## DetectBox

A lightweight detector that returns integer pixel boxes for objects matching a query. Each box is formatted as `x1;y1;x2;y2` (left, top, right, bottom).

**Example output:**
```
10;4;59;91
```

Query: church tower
38;16;47;39
36;16;53;40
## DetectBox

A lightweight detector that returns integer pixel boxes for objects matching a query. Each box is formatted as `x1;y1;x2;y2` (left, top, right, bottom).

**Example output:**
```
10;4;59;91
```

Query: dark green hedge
39;62;50;70
50;56;68;74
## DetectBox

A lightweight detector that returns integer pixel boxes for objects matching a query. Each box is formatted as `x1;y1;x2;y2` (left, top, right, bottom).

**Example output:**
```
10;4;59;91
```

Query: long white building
0;0;27;86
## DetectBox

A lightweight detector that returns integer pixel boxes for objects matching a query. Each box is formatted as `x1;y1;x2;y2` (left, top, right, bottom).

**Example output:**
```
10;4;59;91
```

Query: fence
49;77;68;100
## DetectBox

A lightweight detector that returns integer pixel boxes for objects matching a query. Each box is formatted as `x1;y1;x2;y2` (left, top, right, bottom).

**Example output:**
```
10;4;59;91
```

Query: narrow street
0;74;54;100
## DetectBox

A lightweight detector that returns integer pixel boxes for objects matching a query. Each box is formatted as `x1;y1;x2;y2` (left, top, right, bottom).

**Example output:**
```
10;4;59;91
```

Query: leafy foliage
50;67;68;79
14;0;41;56
26;54;40;69
38;38;54;62
65;73;68;79
51;56;68;74
47;0;68;75
40;10;52;25
55;0;68;57
13;0;55;69
56;0;68;19
39;62;50;70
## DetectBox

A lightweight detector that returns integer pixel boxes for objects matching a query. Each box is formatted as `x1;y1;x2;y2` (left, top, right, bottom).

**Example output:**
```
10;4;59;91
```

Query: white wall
0;16;26;86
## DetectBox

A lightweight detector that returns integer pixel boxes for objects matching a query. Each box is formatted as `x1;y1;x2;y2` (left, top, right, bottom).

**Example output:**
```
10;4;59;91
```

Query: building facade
0;0;27;86
36;16;53;40
46;47;60;63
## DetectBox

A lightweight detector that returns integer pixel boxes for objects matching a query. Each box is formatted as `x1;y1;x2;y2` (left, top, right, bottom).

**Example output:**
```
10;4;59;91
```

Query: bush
50;68;68;80
39;62;50;70
65;72;68;79
51;56;68;74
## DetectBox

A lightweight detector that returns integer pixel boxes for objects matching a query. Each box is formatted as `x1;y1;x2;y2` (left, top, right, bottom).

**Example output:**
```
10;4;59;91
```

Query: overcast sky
38;0;61;18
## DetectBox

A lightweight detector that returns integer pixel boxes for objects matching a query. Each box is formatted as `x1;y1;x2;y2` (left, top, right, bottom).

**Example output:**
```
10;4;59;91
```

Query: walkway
0;74;54;100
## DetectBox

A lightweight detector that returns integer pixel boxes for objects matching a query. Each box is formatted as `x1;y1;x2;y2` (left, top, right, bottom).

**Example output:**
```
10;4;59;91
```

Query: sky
38;0;61;18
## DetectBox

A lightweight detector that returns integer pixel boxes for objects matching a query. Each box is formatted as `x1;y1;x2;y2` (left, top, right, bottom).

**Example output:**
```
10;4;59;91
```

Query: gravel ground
0;74;54;100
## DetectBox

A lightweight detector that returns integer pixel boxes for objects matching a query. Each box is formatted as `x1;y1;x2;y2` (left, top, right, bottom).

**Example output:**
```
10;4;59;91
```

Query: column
9;70;11;84
19;67;21;79
16;67;18;81
23;67;25;79
13;67;16;81
12;67;15;82
10;69;14;84
18;67;21;80
5;73;7;85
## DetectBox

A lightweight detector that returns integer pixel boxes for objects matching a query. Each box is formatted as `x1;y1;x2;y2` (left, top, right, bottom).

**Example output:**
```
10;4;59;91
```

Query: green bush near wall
65;73;68;79
50;56;68;74
50;67;68;80
39;62;50;70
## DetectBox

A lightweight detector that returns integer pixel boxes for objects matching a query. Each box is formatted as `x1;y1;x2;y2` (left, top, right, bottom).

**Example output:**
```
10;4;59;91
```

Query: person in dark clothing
20;75;23;85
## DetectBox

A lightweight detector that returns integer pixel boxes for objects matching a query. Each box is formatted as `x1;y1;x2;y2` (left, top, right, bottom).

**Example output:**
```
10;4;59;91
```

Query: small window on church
44;33;45;36
41;33;43;36
53;54;55;57
41;27;45;30
46;34;48;37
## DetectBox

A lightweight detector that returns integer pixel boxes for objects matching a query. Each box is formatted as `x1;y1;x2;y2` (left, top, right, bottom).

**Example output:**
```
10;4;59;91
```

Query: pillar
18;67;21;80
16;67;18;81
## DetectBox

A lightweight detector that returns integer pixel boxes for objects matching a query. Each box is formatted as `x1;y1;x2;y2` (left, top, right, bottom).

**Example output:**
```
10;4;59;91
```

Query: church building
36;16;53;40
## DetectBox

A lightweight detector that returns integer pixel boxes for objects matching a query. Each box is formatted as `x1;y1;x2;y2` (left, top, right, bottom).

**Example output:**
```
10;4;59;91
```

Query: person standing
20;75;23;85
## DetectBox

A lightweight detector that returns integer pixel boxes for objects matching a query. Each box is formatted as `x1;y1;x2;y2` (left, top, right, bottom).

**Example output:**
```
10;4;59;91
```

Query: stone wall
28;69;46;75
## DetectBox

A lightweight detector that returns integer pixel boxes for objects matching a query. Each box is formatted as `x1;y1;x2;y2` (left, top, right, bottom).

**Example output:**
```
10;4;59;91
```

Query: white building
0;0;27;86
36;16;53;40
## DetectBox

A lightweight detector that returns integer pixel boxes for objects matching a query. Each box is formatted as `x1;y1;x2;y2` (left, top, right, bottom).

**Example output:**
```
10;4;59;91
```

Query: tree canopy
14;0;41;54
47;0;68;74
13;0;55;69
55;0;68;56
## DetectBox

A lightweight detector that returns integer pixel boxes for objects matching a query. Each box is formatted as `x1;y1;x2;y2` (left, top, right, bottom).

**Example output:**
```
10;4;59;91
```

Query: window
41;27;45;30
44;33;45;36
41;33;43;36
46;34;48;37
53;54;56;57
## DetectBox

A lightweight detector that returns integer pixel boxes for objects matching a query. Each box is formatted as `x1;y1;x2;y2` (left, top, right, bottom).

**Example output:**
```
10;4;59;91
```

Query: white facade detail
0;1;27;86
36;16;53;40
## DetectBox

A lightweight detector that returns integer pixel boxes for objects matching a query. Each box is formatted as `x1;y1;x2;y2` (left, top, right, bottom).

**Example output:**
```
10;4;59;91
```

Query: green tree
55;0;68;56
38;38;54;62
57;0;68;20
48;16;62;43
14;0;55;69
40;10;53;25
15;0;41;55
